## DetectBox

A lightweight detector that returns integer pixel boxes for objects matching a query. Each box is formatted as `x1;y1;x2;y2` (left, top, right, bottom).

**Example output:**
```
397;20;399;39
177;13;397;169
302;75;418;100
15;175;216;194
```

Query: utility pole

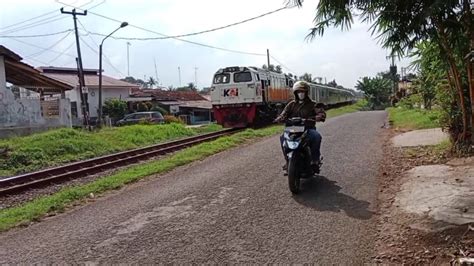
61;8;89;129
178;66;181;87
387;54;398;94
194;67;198;89
154;58;159;87
127;42;131;76
267;49;270;69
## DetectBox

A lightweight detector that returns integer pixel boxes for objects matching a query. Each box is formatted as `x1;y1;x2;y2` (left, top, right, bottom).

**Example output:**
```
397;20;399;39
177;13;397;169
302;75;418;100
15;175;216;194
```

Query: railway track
0;128;242;196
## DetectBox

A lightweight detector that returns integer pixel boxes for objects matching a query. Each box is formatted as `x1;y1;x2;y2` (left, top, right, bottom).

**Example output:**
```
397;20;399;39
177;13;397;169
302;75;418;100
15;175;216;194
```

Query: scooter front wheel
288;157;300;194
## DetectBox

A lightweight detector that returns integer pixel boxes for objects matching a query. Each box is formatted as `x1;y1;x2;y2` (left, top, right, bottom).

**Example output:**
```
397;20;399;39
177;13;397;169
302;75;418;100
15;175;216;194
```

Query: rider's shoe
282;162;288;176
311;159;321;174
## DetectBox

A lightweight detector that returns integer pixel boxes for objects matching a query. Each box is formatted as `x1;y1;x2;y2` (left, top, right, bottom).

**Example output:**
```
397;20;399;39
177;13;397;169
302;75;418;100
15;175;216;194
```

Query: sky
0;0;412;89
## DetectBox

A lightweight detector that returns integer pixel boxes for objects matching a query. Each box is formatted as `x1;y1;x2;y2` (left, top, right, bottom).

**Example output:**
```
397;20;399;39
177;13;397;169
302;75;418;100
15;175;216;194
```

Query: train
210;66;355;128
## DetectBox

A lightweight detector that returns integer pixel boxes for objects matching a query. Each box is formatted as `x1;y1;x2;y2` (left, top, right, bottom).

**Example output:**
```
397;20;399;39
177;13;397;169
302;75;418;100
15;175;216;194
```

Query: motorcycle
282;117;322;194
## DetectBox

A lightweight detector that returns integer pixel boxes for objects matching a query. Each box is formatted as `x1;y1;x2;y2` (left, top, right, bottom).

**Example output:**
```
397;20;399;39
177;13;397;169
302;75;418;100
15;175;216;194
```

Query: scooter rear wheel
288;157;300;194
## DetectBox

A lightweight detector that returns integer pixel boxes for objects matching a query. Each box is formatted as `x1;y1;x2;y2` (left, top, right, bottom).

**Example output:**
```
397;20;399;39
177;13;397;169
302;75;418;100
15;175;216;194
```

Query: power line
0;29;74;38
9;37;76;58
47;40;76;64
0;0;105;35
84;6;292;41
270;55;297;74
24;56;50;66
78;35;125;76
25;31;73;58
76;19;126;76
0;9;58;30
0;17;68;35
57;1;268;56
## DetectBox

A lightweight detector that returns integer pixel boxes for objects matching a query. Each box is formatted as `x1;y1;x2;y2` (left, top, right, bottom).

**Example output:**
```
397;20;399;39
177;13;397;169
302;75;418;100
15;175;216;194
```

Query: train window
256;73;260;81
234;72;252;82
213;74;230;84
289;80;294;87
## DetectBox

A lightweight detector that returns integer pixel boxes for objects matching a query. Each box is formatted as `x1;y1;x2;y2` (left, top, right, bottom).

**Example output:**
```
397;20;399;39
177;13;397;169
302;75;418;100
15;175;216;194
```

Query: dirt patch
375;129;473;264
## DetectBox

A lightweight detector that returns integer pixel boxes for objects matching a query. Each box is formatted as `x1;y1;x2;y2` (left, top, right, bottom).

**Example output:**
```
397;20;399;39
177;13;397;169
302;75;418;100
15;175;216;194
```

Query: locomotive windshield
213;73;230;84
234;72;252;82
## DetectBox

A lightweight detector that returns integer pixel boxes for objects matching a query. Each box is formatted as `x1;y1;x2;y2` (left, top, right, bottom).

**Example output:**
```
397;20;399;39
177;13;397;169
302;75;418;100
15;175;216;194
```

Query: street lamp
98;21;128;127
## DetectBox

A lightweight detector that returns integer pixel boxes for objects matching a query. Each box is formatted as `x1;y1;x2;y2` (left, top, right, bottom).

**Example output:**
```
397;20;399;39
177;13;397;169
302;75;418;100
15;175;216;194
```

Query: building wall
0;87;73;138
78;87;130;118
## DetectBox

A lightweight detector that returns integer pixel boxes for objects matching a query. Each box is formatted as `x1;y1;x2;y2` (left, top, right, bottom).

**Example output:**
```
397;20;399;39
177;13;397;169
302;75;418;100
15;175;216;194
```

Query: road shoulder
375;128;473;264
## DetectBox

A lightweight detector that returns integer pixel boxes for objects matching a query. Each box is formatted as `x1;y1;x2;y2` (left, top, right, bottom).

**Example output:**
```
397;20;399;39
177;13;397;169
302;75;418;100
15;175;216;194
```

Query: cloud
1;0;413;89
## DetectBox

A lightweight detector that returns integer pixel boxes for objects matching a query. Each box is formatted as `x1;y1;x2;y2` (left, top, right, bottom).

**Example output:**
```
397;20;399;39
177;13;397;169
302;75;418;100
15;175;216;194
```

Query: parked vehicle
116;111;164;126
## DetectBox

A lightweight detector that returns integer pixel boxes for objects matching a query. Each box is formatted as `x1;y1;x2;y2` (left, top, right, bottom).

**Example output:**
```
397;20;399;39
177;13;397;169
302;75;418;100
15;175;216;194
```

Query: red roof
132;89;207;101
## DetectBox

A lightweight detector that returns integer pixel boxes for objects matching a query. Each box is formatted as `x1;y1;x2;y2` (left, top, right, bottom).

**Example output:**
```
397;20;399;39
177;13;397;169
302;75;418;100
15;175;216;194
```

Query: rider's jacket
277;98;326;128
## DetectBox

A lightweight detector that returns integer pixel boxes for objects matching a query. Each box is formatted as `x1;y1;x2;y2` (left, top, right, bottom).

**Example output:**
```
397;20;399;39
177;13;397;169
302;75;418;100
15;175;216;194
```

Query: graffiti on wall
0;88;71;128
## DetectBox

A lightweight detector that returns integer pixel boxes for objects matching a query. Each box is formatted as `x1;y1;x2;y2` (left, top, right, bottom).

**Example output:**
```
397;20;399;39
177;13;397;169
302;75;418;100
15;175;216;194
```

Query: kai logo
223;88;239;97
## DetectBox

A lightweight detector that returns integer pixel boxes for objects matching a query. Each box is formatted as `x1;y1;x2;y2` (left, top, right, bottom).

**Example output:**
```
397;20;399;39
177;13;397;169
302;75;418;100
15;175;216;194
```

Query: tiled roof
38;67;139;88
132;89;208;101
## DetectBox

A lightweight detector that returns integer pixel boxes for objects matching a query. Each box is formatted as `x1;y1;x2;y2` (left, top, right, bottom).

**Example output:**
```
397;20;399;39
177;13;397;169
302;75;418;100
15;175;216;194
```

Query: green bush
103;99;128;121
137;102;149;112
150;105;169;115
164;115;183;124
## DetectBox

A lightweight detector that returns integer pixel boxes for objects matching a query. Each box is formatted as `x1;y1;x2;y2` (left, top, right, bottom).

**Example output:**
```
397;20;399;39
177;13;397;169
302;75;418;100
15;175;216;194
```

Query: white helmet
292;81;310;93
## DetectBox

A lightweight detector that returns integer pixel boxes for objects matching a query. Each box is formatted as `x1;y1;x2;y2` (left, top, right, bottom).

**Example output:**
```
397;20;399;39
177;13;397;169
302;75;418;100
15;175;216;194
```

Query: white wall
85;87;130;117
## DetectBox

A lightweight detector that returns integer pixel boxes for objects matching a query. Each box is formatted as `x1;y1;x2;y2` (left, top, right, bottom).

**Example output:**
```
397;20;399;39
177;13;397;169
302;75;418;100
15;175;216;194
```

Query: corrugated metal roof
41;72;139;88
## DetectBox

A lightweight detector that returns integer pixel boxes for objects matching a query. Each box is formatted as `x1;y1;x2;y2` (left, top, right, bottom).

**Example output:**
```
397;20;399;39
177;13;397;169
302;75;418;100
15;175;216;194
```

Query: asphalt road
0;111;386;264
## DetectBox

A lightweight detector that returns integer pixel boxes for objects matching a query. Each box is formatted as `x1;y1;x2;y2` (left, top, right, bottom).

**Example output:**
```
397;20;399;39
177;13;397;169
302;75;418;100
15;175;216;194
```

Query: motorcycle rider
274;81;326;173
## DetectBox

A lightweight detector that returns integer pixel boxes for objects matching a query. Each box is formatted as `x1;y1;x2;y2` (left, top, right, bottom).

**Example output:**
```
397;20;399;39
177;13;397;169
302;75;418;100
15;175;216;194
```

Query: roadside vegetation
387;107;441;130
0;123;222;177
326;99;367;118
291;0;473;155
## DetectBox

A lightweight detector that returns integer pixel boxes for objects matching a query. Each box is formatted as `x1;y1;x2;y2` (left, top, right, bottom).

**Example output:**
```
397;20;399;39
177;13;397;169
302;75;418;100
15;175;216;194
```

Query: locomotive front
210;67;262;128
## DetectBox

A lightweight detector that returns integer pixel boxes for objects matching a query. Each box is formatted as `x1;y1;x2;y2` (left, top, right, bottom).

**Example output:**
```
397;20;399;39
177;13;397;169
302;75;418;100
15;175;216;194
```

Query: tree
275;65;283;74
327;79;338;87
121;76;148;88
356;75;392;110
262;64;282;73
290;0;473;151
187;82;197;91
102;99;127;122
148;77;156;88
136;102;149;112
299;73;313;82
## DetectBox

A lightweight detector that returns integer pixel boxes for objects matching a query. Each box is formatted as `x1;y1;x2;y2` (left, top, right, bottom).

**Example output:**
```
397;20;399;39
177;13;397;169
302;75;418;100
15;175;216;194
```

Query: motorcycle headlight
287;140;299;149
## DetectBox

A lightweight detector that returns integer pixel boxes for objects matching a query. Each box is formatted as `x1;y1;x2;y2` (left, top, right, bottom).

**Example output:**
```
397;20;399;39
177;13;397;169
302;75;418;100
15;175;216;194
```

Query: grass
326;99;367;118
0;123;222;177
387;107;441;130
0;126;281;232
0;103;365;231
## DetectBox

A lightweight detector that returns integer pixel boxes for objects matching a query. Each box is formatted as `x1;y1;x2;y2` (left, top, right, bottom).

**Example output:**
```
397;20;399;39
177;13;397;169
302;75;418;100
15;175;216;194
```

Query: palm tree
148;77;156;89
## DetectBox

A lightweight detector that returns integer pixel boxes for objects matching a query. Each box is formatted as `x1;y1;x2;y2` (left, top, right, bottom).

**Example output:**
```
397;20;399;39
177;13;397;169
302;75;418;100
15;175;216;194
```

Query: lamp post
98;21;128;127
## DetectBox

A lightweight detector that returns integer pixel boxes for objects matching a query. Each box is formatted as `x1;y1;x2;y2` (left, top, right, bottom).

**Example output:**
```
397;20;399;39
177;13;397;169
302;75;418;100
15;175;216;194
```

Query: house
131;89;213;125
0;45;74;138
38;67;141;125
398;78;413;97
